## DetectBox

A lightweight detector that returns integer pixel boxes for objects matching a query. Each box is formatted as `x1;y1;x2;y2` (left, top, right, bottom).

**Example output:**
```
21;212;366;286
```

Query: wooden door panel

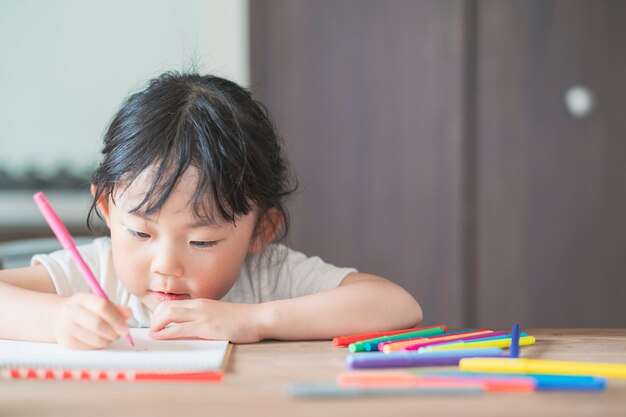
476;0;626;327
251;0;470;326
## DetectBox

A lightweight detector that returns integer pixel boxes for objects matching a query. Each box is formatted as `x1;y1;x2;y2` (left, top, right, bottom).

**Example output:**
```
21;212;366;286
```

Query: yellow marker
422;336;535;351
459;357;626;379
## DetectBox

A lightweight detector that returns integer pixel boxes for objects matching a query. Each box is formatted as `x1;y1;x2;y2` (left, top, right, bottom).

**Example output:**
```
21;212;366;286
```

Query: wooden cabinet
475;0;626;327
250;0;626;327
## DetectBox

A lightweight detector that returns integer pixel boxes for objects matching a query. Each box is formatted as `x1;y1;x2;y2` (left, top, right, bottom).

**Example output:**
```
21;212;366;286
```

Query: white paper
0;329;229;371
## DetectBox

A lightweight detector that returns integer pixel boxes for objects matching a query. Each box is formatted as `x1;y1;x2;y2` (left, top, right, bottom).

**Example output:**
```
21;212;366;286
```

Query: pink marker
33;192;135;347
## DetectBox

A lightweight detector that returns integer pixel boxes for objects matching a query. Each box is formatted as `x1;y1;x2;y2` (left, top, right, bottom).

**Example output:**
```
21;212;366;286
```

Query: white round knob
564;85;594;119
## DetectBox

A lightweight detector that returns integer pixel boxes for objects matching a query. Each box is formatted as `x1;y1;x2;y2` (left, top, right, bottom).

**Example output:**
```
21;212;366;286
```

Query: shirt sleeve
31;238;109;298
281;248;358;298
243;245;357;302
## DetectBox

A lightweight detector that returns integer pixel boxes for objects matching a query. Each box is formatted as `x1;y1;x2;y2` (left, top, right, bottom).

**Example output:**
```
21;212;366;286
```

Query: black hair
88;71;297;244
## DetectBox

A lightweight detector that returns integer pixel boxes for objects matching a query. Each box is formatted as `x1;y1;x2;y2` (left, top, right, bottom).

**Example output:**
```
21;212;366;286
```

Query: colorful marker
420;336;535;352
336;372;535;392
379;330;495;353
403;332;523;352
348;326;446;352
460;357;626;379
332;325;447;347
347;347;504;369
394;331;508;353
285;383;483;398
411;371;606;391
510;324;521;358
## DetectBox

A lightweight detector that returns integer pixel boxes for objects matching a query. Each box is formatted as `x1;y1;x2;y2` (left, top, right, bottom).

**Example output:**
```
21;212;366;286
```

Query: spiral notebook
0;328;231;382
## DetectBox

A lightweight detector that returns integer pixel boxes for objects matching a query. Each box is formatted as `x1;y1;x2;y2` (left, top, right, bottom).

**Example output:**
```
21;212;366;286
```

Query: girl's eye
128;229;150;239
190;240;219;248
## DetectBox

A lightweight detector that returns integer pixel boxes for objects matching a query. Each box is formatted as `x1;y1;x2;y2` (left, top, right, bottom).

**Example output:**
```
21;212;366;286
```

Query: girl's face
97;166;261;312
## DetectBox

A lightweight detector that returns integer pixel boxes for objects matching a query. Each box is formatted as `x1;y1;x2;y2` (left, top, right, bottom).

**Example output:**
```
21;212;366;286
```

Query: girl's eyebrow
188;218;224;229
127;210;155;222
127;210;224;229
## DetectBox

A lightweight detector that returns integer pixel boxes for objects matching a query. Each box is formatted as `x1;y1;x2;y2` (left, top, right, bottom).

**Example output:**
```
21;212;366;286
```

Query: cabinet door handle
564;85;595;119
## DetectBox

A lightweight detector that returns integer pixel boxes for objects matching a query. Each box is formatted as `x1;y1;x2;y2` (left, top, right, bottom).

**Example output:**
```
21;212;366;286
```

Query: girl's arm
0;265;131;347
256;273;422;340
0;265;62;342
150;273;422;342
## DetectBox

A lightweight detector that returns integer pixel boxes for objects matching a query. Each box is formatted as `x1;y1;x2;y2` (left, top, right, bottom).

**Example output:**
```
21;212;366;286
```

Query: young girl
0;72;422;349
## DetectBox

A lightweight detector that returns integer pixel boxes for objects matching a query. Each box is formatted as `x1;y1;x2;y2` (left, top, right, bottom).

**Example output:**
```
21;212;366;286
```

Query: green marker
348;326;446;353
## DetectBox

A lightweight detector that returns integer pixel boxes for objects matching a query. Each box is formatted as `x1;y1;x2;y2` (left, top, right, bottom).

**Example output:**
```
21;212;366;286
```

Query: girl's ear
90;184;111;227
249;209;284;254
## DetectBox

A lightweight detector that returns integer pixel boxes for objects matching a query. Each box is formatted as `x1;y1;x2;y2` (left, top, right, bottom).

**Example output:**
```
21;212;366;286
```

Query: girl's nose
150;242;184;278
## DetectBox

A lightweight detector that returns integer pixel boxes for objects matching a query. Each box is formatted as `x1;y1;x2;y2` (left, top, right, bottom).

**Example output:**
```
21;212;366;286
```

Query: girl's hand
53;293;132;349
149;299;263;343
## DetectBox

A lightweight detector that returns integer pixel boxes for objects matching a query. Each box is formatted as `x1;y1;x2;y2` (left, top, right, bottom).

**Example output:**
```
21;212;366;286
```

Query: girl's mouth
151;291;190;302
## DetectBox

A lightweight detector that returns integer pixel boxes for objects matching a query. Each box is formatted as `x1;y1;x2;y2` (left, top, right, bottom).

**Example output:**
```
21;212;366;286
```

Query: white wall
0;0;249;179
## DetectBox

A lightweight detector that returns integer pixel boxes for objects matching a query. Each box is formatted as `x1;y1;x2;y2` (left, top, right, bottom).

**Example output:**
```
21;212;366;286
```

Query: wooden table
2;329;626;417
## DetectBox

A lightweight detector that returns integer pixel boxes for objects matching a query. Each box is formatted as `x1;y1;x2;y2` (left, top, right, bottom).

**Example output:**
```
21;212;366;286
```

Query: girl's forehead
111;189;224;228
113;166;208;213
111;163;255;225
119;165;199;197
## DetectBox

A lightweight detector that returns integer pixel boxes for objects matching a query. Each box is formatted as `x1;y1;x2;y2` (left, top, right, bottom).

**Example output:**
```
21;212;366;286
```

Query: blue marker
510;324;521;358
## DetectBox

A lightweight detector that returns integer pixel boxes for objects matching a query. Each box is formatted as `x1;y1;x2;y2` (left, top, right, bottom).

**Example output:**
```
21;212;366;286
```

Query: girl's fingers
150;301;194;334
54;294;132;349
82;297;129;336
73;305;121;342
66;322;115;349
116;305;132;319
151;322;196;340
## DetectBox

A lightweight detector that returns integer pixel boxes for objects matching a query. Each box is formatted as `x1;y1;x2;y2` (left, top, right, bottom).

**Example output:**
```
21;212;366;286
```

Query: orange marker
337;372;536;393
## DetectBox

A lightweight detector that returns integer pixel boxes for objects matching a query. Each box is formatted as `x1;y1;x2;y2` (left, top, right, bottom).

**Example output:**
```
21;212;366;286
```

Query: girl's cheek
111;247;146;292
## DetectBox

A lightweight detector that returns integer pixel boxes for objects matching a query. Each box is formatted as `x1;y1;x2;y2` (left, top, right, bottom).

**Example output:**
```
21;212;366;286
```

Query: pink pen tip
126;333;135;347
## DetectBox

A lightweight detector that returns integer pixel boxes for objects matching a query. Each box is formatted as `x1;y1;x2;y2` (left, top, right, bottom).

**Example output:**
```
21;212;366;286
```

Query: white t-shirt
31;237;356;327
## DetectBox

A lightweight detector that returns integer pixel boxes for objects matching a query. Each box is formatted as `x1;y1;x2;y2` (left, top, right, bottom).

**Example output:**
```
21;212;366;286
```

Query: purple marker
347;348;504;369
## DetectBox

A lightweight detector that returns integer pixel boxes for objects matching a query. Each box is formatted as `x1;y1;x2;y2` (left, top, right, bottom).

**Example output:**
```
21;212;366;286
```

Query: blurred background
1;0;625;328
